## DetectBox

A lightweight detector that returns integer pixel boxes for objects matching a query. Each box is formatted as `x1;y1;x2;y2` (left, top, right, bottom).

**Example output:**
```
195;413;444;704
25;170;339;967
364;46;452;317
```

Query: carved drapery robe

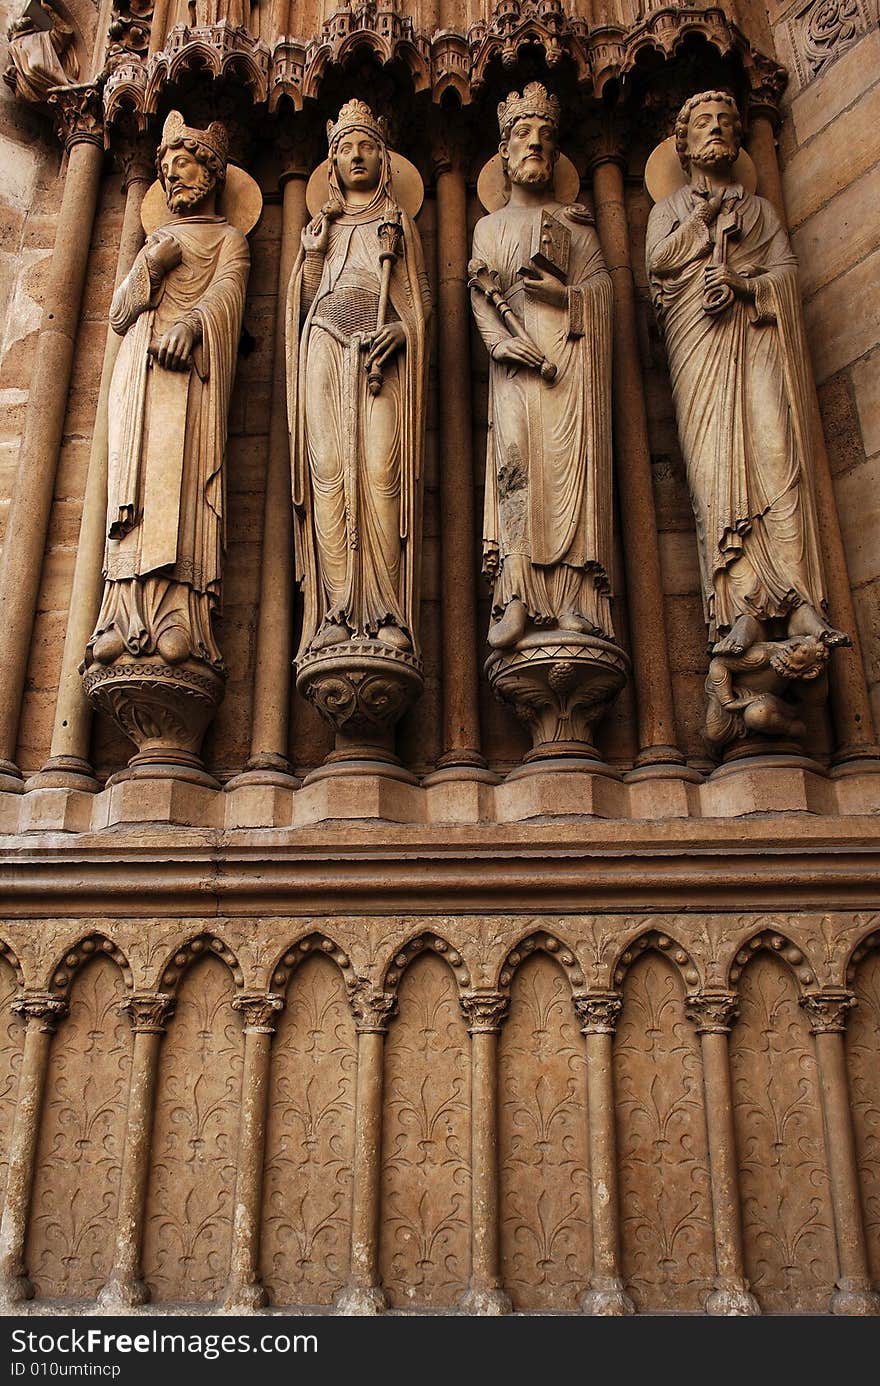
287;203;430;660
646;183;825;643
87;215;249;669
4;18;77;104
470;202;614;639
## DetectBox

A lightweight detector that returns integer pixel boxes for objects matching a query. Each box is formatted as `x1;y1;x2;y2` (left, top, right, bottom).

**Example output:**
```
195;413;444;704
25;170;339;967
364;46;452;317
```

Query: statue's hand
146;233;182;279
366;321;405;369
301;214;329;255
694;187;725;225
704;264;754;300
492;336;545;370
155;321;196;371
519;267;567;309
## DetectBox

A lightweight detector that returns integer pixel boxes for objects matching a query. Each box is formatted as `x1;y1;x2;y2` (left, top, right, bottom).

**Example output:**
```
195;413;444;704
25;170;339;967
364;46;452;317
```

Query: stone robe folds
471;204;614;639
88;216;249;669
646;183;825;643
287;206;430;660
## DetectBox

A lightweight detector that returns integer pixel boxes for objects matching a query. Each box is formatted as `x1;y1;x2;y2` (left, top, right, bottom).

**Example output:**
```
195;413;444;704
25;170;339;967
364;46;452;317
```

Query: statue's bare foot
311;621;348;652
157;628;190;665
713;613;761;656
91;631;125;665
377;623;411;651
787;603;851;648
557;613;592;634
488;599;527;650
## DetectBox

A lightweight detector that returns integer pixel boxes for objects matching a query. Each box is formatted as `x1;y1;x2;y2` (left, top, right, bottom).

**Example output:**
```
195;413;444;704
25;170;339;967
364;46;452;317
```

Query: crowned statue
287;99;431;769
469;84;627;763
646;91;847;752
82;110;254;778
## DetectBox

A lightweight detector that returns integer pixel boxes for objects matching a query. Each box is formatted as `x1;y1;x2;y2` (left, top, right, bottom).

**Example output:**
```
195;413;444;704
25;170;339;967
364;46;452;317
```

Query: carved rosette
800;988;857;1034
685;990;739;1035
12;993;68;1031
486;635;629;763
83;657;225;779
121;993;175;1033
47;83;104;151
460;990;509;1034
350;981;397;1034
573;990;623;1035
232;993;284;1033
296;643;424;766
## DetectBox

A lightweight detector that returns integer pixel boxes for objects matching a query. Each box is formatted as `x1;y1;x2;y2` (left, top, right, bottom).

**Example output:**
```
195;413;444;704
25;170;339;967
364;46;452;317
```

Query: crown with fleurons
326;99;388;149
158;109;228;167
497;82;560;138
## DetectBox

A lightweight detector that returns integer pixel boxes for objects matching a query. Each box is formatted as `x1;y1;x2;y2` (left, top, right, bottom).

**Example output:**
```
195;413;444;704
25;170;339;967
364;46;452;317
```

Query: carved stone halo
476;151;580;212
644;135;757;204
306;153;425;218
141;165;264;234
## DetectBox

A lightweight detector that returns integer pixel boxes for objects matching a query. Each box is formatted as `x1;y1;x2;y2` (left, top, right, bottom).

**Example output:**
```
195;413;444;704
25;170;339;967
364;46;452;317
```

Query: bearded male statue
83;110;250;777
469;84;626;764
646;91;847;752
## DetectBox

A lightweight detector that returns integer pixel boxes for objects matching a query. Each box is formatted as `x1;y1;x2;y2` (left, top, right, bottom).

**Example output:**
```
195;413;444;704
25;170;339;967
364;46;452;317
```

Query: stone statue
286;100;431;771
469;84;627;764
646;90;847;752
4;0;77;105
82;110;251;779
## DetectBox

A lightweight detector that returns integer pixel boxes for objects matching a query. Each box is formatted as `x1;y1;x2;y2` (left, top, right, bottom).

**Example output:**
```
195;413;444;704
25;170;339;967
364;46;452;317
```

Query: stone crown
497;82;560;137
327;99;387;149
159;109;228;167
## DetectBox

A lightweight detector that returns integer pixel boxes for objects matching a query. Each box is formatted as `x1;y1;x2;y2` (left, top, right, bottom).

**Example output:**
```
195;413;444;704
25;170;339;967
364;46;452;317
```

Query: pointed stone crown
159;109;228;167
327;99;388;149
497;82;560;138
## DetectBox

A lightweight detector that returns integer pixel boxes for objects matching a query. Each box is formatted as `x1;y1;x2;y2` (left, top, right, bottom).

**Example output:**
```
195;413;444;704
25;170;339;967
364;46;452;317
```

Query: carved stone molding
47;82;104;151
460;990;509;1033
11;992;68;1031
486;636;629;764
685;989;739;1034
107;0;154;65
232;992;284;1033
120;992;175;1033
800;988;857;1034
787;0;870;90
572;990;623;1035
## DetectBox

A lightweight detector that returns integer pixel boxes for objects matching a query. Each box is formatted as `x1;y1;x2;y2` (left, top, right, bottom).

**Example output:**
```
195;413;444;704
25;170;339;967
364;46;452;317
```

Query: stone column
0;993;67;1305
223;993;283;1310
0;86;105;792
573;992;634;1315
458;991;511;1315
240;159;309;784
747;106;879;765
590;133;685;774
336;988;395;1315
424;139;487;779
800;990;880;1315
98;992;174;1308
684;990;760;1315
34;133;155;793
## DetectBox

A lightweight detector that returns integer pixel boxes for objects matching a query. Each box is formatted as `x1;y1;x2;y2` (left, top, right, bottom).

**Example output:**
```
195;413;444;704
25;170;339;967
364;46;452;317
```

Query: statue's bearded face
686;101;740;171
333;132;383;194
160;144;216;214
501;116;558;187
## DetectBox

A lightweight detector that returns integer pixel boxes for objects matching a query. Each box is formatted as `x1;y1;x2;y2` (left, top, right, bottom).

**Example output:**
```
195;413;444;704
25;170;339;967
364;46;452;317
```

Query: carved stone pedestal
296;641;424;777
486;632;629;767
83;656;225;784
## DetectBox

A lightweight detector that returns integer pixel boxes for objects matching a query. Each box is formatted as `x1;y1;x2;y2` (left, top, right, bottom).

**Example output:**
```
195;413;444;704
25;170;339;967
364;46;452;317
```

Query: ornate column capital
460;990;509;1034
350;982;397;1034
121;992;175;1034
800;988;856;1035
744;52;788;128
113;130;156;191
584;112;629;172
277;128;315;187
685;989;739;1035
12;992;68;1031
232;993;284;1033
47;82;105;152
573;991;623;1035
